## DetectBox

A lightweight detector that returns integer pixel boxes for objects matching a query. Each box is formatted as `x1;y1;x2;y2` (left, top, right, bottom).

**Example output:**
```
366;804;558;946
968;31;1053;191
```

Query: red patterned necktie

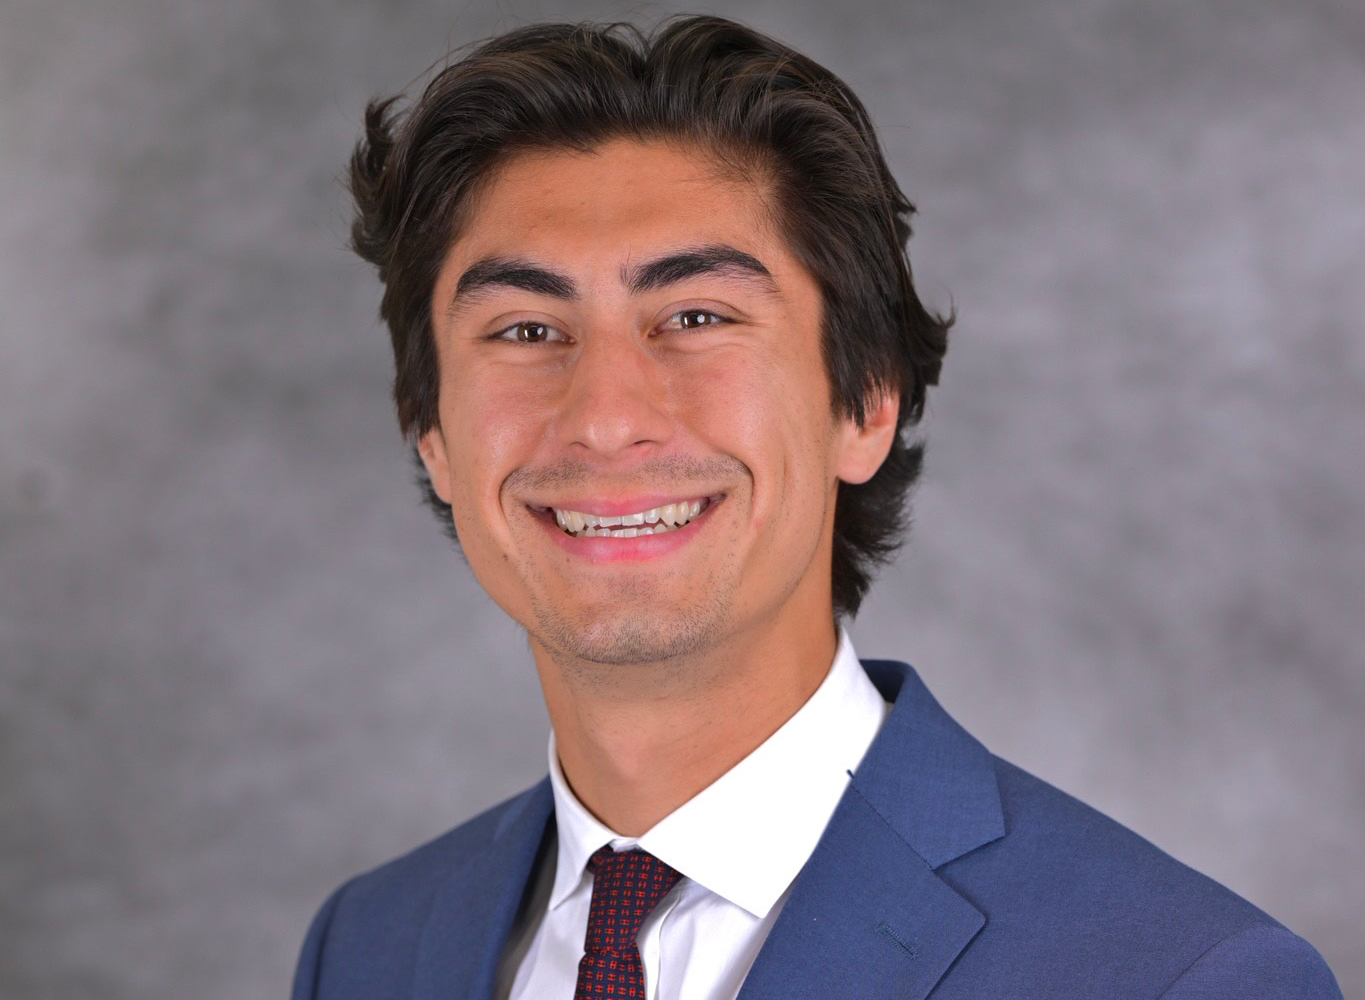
574;846;683;999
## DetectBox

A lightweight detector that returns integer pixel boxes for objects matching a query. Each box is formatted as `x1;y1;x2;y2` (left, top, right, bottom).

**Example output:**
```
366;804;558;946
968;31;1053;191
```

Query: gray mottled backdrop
2;0;1361;996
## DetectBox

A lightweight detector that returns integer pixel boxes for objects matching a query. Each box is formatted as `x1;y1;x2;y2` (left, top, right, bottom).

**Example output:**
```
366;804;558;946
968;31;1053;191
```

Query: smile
550;498;711;538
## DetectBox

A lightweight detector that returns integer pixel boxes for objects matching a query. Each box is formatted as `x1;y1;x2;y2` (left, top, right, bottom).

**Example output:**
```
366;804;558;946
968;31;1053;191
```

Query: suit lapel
737;790;986;1000
405;661;1003;1000
739;660;1006;1000
411;779;554;1000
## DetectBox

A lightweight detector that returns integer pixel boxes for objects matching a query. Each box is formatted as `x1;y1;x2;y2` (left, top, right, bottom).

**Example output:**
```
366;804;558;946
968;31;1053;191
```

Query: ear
834;393;899;485
416;425;455;505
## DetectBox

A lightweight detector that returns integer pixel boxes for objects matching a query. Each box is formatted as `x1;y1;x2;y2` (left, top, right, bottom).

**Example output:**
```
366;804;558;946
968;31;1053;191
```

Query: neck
534;614;838;837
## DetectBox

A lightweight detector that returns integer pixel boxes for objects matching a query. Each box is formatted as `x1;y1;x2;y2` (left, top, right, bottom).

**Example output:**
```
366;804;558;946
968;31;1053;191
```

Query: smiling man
292;16;1341;1000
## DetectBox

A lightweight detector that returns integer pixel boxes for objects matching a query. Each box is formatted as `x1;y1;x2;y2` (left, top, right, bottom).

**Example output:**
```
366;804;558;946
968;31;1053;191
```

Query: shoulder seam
1154;923;1296;998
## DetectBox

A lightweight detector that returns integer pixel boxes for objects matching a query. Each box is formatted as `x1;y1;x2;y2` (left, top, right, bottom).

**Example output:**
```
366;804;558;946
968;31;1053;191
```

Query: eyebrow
623;244;778;295
448;243;778;316
452;257;577;307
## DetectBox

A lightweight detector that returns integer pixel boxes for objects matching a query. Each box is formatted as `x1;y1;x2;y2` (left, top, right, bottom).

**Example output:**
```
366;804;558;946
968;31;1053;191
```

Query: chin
529;587;732;668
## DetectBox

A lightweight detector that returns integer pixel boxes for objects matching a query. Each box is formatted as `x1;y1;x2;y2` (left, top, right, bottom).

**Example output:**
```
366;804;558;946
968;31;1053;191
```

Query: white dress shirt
496;629;888;1000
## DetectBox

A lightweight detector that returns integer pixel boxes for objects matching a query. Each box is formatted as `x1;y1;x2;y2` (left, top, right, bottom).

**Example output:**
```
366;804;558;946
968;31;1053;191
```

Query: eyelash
490;321;566;345
663;309;730;331
489;309;731;344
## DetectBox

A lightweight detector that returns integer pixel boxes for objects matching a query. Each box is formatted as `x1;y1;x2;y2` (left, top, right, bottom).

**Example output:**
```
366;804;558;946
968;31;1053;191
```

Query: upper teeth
553;500;704;536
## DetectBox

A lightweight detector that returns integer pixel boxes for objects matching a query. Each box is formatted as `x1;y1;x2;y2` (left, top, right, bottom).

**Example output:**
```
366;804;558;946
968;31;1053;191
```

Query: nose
553;335;674;458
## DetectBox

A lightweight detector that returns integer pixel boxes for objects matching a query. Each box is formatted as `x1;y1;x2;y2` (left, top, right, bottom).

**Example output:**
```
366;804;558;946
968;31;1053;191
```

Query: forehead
450;138;784;267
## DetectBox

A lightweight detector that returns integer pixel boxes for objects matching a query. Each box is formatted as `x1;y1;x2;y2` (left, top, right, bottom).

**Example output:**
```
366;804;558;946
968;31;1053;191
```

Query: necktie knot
582;846;683;955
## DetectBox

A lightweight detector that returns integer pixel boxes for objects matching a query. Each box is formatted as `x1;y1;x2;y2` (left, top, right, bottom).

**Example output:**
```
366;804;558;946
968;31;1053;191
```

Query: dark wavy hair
348;14;951;619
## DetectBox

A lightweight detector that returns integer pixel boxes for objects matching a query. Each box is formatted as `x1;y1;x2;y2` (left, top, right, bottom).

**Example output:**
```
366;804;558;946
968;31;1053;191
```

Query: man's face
419;139;893;672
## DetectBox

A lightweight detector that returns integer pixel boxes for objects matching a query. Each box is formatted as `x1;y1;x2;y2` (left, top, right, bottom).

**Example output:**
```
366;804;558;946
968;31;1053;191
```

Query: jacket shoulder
988;755;1271;926
932;758;1341;997
291;781;549;1000
1158;924;1343;999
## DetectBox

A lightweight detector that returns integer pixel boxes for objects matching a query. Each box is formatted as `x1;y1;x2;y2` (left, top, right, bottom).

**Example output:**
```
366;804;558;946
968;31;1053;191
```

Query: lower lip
534;502;718;563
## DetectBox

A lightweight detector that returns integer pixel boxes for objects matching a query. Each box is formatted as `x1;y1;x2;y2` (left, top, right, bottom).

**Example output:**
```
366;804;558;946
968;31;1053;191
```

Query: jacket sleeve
1157;925;1342;1000
290;880;354;1000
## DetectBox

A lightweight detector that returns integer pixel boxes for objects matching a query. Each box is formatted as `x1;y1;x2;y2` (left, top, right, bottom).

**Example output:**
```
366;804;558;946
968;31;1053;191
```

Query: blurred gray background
2;0;1362;995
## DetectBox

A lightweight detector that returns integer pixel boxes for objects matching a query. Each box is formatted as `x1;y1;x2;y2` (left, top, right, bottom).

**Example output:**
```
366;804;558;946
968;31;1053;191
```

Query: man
293;16;1341;1000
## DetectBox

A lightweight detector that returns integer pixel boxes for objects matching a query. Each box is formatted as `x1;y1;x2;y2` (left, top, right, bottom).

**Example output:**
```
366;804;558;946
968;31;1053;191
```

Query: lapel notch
738;660;1005;1000
855;660;1005;868
737;790;985;1000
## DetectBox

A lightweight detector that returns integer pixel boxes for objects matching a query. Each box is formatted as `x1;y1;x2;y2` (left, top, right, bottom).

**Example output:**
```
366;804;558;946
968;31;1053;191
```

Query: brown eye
492;320;565;344
671;310;723;330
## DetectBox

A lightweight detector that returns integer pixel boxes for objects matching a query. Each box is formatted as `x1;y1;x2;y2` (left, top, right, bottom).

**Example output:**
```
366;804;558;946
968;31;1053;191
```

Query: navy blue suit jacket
293;660;1342;999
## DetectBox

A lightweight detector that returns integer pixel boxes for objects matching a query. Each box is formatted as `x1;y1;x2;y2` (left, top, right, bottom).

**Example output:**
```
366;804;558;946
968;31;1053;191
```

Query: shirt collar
545;628;888;918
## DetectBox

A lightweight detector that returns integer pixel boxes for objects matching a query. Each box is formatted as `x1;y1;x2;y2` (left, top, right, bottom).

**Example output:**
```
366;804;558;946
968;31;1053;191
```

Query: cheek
677;346;835;518
672;348;774;441
440;367;551;529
